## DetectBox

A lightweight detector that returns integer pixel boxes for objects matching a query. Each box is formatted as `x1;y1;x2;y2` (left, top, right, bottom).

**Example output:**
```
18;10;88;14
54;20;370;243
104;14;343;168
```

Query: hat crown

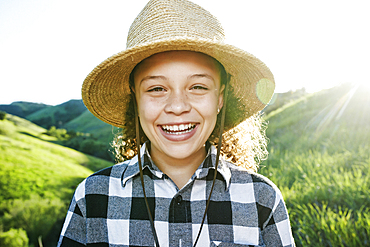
127;0;225;49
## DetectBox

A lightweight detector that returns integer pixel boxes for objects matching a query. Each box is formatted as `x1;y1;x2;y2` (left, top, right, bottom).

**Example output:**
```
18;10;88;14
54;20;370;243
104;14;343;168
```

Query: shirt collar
192;145;231;190
121;142;231;190
121;142;162;186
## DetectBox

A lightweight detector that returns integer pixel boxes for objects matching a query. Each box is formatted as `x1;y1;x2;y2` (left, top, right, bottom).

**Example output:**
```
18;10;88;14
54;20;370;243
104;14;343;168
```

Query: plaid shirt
58;143;295;247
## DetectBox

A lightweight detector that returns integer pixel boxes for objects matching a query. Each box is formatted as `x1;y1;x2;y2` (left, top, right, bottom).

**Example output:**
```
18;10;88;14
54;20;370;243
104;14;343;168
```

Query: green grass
261;83;370;246
0;114;113;245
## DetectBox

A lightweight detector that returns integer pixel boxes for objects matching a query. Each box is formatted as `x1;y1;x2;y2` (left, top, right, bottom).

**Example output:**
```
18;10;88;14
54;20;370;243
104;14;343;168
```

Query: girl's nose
164;90;191;115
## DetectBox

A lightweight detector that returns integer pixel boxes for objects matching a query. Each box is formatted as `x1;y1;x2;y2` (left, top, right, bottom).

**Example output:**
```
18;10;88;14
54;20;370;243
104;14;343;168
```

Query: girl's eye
191;85;208;90
148;87;165;92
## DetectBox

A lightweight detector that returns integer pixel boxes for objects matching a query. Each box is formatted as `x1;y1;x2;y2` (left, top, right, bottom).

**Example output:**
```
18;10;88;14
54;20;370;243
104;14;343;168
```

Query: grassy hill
26;100;86;129
19;99;118;161
1;100;117;154
0;114;113;246
63;110;117;144
261;83;370;246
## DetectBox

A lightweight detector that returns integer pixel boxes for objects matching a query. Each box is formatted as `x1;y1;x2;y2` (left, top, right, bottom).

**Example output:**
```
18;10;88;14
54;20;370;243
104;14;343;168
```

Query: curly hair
111;53;269;172
111;113;268;172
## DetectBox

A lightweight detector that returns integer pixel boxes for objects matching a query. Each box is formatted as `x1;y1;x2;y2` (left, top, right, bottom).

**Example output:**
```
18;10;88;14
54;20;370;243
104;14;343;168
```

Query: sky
1;0;369;106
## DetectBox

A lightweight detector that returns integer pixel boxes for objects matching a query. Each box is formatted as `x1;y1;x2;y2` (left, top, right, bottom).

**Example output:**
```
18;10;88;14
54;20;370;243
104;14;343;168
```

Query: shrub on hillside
44;126;114;161
0;228;28;247
45;126;70;140
80;138;114;161
0;111;6;120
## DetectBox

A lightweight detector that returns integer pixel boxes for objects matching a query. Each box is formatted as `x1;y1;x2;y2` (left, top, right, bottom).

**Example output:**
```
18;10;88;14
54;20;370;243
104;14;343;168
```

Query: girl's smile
133;50;224;166
159;122;199;141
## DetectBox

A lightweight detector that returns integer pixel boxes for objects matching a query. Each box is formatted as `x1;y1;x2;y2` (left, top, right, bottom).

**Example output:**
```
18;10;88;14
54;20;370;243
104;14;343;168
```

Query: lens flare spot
256;78;275;105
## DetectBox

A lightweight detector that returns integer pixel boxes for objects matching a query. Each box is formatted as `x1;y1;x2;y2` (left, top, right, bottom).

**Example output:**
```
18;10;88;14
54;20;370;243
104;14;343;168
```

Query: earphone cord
132;76;229;247
192;78;230;247
132;91;161;247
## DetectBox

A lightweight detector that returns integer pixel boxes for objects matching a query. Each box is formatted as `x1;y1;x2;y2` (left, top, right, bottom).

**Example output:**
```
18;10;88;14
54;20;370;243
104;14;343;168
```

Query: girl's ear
218;84;225;113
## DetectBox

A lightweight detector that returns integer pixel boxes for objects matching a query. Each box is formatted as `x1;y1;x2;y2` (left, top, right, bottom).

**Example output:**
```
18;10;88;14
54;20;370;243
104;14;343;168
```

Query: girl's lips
158;123;199;141
161;123;196;133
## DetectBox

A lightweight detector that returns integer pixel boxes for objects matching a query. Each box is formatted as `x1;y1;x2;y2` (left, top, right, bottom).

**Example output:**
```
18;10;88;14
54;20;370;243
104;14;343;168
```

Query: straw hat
82;0;275;129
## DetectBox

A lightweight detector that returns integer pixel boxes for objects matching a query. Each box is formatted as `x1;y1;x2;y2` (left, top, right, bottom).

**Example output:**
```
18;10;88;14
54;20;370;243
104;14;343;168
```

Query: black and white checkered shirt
58;143;295;246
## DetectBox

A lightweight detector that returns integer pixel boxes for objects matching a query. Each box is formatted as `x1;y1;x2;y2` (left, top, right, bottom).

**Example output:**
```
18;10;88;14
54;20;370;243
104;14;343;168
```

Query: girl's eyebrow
188;73;215;82
140;75;167;84
140;73;215;84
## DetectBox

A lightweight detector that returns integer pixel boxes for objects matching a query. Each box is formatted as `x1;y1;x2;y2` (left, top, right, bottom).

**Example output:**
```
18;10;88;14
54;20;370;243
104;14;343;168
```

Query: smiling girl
58;0;295;246
132;51;224;189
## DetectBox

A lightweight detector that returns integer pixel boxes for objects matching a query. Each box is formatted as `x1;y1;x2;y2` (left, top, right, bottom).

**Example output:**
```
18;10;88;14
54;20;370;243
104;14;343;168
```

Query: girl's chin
153;142;206;161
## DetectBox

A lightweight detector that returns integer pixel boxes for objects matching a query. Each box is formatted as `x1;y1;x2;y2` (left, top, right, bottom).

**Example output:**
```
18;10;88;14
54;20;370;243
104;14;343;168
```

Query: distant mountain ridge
26;99;87;129
0;101;50;118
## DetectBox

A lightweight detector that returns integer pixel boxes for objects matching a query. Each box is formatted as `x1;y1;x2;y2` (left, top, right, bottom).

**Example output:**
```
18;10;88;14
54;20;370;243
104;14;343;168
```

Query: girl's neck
149;144;207;189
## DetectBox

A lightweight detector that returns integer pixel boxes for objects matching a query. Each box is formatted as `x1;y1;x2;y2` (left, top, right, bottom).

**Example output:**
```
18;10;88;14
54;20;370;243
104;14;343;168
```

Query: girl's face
133;51;224;162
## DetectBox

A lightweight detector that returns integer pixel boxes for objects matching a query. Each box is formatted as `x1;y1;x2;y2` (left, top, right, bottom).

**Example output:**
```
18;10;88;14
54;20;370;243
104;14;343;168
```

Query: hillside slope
1;100;121;162
0;114;113;245
261;83;370;246
265;83;370;152
63;110;118;144
6;99;118;145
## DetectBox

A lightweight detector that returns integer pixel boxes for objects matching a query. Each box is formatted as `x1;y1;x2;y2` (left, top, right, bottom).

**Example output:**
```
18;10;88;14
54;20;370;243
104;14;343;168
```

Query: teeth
162;123;196;134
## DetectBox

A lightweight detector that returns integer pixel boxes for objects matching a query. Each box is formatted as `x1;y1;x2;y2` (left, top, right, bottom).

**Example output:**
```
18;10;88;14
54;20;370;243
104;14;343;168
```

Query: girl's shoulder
226;160;283;200
88;161;130;179
74;161;131;197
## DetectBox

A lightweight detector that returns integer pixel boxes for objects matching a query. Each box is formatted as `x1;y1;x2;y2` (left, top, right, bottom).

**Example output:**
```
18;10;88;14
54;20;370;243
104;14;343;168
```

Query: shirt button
175;195;182;205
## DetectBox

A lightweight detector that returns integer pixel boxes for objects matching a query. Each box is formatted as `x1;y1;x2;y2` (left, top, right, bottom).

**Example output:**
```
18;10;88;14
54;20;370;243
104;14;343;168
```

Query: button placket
175;195;182;205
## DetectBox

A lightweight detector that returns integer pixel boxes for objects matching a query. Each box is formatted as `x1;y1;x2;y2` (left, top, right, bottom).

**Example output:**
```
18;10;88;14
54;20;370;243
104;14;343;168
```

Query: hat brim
82;37;275;128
